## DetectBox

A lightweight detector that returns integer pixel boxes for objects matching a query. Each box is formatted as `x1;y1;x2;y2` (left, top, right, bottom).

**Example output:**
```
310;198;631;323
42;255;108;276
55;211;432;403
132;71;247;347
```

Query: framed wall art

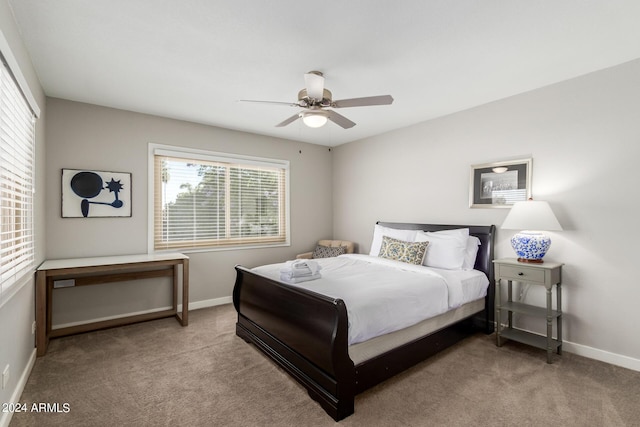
62;169;132;217
469;158;532;208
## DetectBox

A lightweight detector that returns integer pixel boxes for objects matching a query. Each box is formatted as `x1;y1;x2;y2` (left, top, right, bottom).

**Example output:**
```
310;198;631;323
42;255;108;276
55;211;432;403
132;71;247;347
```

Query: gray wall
0;0;46;420
45;98;333;326
333;58;640;368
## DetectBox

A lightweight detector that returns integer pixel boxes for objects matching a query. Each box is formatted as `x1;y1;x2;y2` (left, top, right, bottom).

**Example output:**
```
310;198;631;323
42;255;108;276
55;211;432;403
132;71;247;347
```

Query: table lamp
501;199;562;263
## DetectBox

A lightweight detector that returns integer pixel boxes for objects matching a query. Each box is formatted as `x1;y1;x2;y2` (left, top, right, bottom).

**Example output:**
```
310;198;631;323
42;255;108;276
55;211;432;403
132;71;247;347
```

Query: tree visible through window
152;147;289;251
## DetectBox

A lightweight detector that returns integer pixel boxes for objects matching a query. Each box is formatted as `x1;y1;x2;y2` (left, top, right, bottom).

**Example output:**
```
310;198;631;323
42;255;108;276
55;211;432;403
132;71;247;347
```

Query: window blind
152;148;288;251
0;58;36;294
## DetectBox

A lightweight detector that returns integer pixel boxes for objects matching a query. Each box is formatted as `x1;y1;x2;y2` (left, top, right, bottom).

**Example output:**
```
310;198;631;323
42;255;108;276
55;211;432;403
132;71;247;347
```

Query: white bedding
252;254;489;345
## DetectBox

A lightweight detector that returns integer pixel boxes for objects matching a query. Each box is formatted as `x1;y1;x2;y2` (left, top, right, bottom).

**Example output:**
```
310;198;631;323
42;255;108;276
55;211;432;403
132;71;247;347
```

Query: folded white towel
280;272;321;284
280;259;321;277
280;270;310;280
280;269;322;280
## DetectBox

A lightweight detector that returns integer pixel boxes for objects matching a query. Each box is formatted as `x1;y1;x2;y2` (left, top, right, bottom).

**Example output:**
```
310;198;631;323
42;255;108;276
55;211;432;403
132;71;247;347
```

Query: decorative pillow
312;245;347;259
462;236;481;270
415;228;469;270
378;236;429;265
369;225;418;257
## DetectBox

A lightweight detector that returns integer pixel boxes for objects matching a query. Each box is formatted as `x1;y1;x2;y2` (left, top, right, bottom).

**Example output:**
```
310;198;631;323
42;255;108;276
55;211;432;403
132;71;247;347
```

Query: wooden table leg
495;278;501;346
182;258;189;326
172;264;178;313
546;286;553;364
35;271;48;357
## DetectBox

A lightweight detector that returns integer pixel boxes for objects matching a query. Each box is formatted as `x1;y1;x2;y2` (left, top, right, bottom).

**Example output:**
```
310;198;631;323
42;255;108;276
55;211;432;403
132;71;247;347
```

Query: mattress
348;297;485;364
252;254;489;346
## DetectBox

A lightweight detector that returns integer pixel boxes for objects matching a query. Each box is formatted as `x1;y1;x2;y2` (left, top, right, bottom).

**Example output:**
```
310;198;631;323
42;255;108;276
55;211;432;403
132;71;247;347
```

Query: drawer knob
518;272;524;276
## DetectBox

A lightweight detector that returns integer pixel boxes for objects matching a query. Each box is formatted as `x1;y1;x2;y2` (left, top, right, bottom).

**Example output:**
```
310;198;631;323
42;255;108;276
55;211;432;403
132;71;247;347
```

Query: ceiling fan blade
275;113;301;127
304;71;325;100
326;110;356;129
240;99;300;107
332;95;394;108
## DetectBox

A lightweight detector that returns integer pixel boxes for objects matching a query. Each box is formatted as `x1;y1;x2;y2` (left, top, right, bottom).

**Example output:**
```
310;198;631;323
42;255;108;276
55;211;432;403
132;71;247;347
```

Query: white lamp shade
301;111;328;128
501;200;562;231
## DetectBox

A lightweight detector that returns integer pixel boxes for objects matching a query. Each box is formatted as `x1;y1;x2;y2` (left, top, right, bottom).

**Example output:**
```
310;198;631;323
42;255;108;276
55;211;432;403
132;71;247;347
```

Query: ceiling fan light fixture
243;71;393;129
300;110;328;128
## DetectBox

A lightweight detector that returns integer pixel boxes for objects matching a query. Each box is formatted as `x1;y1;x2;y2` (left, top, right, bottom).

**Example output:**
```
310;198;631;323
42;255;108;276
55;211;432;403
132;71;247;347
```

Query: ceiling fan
240;71;393;129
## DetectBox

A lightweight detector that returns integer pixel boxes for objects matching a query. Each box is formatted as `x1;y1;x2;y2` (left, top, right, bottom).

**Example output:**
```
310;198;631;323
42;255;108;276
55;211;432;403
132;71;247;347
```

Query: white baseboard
0;348;37;427
563;341;640;372
183;296;232;310
496;322;640;372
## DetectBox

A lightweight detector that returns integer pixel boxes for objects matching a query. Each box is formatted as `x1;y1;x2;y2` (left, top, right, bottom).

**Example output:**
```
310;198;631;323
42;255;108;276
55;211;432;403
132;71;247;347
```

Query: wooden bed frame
233;222;495;421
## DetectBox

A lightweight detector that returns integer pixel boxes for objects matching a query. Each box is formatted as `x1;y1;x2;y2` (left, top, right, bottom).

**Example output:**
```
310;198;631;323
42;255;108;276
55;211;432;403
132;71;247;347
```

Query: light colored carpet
10;304;640;426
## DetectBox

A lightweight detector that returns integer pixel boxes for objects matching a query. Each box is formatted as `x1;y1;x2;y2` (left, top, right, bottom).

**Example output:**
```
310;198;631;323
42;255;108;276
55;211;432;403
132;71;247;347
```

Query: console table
36;253;189;356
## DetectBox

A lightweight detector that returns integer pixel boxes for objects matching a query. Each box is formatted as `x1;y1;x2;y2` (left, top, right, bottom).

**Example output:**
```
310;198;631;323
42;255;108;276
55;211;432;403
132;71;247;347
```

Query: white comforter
252;254;488;345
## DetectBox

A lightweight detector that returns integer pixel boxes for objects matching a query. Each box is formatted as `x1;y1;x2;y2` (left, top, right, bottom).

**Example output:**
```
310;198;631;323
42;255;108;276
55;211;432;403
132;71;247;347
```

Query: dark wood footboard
233;265;356;420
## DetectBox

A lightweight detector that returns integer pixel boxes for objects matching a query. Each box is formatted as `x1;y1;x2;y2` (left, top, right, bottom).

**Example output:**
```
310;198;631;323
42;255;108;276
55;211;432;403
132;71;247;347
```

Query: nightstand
493;258;564;363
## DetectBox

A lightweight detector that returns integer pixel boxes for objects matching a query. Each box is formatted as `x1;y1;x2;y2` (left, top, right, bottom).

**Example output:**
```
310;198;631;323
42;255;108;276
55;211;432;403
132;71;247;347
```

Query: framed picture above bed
469;158;532;208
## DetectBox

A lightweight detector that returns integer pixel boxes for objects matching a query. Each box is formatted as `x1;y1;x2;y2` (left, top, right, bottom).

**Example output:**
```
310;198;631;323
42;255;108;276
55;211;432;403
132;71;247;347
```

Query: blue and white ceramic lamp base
510;231;551;263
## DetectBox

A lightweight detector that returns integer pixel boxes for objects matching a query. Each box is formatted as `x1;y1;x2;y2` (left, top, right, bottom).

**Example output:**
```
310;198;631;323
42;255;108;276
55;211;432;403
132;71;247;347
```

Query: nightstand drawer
497;265;546;283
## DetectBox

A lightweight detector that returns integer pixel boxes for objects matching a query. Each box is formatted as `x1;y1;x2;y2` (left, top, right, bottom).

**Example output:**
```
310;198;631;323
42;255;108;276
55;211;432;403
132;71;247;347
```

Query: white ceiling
8;1;640;146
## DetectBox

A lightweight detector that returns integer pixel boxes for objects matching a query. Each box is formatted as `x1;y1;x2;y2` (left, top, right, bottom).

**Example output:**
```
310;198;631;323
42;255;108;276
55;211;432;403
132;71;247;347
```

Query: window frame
148;143;290;253
0;39;39;306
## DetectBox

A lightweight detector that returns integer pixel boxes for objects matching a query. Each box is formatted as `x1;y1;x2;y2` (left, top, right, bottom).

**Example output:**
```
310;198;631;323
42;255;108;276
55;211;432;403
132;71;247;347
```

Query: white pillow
462;236;481;270
415;228;469;270
369;225;418;257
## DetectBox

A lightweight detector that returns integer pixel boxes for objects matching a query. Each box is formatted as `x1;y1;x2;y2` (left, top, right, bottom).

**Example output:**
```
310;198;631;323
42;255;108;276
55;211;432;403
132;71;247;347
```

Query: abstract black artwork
62;169;132;217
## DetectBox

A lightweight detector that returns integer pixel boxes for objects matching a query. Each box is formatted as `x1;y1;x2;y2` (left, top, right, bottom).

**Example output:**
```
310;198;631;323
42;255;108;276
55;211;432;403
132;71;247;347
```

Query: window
150;144;289;251
0;54;36;298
